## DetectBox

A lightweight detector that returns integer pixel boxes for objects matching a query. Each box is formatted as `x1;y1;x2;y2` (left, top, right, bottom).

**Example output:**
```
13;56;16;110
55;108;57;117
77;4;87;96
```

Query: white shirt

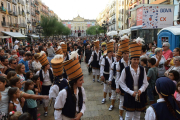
36;68;53;86
108;61;117;82
100;56;115;77
0;87;10;114
151;55;166;77
14;45;19;50
32;61;42;71
115;58;130;88
119;65;149;95
64;54;70;61
49;78;68;99
88;50;100;65
54;87;86;120
145;98;165;120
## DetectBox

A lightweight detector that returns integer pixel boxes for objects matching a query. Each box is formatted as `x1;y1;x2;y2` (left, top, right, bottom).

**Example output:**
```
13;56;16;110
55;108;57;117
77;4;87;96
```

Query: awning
2;31;27;38
0;36;11;38
131;25;142;31
29;34;39;38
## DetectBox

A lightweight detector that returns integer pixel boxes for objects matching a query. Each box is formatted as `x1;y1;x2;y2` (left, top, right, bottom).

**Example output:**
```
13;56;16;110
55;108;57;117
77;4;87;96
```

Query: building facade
62;15;96;37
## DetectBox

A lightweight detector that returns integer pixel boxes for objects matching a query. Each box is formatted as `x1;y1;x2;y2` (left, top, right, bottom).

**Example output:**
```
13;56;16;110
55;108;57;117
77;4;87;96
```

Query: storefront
130;4;174;43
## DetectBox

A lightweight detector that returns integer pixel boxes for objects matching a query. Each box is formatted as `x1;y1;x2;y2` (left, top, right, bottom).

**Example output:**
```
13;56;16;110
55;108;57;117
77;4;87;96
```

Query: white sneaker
97;80;100;82
101;98;106;104
108;105;114;111
119;116;123;120
109;97;111;101
101;82;103;85
93;79;95;82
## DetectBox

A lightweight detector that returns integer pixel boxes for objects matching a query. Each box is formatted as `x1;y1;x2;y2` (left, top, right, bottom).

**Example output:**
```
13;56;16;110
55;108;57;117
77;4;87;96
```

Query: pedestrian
24;80;38;120
16;64;26;91
145;77;180;120
47;42;55;67
116;35;130;119
162;42;173;69
84;45;92;74
119;38;149;120
36;51;53;117
168;70;179;85
169;48;180;66
88;40;101;82
147;58;158;104
100;40;115;104
108;49;121;111
8;87;25;114
49;54;68;104
18;52;32;73
54;51;86;120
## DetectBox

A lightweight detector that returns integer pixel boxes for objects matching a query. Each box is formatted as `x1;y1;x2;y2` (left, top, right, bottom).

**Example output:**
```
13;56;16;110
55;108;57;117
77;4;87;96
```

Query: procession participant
108;45;122;111
49;54;68;104
145;77;180;120
36;51;54;117
61;42;70;79
119;37;149;120
115;35;130;119
100;39;116;104
88;40;101;82
101;42;106;55
54;51;86;120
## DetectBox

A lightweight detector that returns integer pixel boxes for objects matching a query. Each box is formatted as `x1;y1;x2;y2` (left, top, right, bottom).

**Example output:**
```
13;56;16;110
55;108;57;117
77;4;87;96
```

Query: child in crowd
7;71;17;81
32;75;41;94
140;58;149;73
16;64;26;91
174;82;180;103
24;80;38;120
168;70;179;85
8;87;25;114
25;71;33;80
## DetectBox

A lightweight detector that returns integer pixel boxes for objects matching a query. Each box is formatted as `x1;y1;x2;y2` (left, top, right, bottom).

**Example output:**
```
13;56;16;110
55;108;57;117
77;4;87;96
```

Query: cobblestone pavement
38;62;146;120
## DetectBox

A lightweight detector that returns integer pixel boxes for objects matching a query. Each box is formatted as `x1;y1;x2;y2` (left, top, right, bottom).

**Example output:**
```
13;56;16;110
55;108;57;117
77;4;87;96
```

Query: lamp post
36;25;43;40
102;20;108;37
96;27;97;38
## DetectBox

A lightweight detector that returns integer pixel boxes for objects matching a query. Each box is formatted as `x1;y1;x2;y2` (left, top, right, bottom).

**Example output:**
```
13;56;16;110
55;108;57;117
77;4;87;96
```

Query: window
7;2;10;11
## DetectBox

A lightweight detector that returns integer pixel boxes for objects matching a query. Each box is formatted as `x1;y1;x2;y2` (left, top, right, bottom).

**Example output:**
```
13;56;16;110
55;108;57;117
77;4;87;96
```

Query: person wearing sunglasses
162;42;173;70
5;58;17;75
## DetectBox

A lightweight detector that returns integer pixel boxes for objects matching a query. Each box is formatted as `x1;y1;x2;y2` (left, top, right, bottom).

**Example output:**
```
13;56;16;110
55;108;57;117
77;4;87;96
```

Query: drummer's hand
138;90;142;97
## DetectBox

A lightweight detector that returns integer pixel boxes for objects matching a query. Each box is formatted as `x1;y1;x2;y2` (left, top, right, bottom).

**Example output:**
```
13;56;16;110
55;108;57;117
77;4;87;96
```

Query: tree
86;25;106;35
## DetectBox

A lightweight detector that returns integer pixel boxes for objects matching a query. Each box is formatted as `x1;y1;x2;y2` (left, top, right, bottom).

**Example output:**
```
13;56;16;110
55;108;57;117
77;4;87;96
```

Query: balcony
12;0;17;4
22;11;26;17
0;6;7;13
27;20;31;24
27;11;30;14
19;23;26;28
31;2;35;7
13;12;18;16
18;0;21;4
35;10;39;14
13;23;19;28
7;0;12;2
19;11;22;15
1;21;9;27
32;22;36;26
8;10;13;15
26;0;28;4
35;0;39;5
9;23;14;28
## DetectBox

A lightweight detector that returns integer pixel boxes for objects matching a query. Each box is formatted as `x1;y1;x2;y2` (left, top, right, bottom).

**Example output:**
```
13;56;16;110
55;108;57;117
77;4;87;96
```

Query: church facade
61;15;96;37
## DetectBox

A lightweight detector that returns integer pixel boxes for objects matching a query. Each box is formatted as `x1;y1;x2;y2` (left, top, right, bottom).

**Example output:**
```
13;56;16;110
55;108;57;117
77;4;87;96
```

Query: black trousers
88;65;92;73
28;107;37;120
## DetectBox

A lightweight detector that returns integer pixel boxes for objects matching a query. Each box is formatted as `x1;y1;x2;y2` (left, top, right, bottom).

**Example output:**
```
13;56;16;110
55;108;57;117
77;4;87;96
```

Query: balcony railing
12;0;17;4
13;23;19;28
27;11;30;14
35;0;39;5
9;23;14;27
1;21;9;27
8;10;13;15
35;10;39;14
19;23;26;28
7;0;12;2
0;6;7;13
27;20;31;24
31;2;35;7
13;12;18;16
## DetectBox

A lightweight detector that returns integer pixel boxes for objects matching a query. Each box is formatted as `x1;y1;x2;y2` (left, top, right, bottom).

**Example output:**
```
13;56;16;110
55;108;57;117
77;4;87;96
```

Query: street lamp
102;20;108;37
36;25;43;40
96;27;97;38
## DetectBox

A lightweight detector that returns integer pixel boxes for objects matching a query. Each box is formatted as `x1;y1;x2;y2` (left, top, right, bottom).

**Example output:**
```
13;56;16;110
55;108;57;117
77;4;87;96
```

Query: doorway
78;33;81;37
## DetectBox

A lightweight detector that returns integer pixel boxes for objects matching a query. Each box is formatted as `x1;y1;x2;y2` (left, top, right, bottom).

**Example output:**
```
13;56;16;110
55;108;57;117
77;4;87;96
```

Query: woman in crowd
47;42;55;67
16;64;26;91
169;48;180;66
165;56;180;78
152;48;167;77
145;77;180;120
32;54;42;73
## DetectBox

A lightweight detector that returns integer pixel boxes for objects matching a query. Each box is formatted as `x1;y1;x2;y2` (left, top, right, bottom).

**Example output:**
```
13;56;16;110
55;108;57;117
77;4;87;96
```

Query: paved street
38;62;146;120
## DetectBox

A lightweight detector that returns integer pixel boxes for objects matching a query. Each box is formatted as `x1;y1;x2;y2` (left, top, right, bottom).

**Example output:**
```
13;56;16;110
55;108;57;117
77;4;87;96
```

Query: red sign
136;7;143;26
9;38;12;43
75;30;76;33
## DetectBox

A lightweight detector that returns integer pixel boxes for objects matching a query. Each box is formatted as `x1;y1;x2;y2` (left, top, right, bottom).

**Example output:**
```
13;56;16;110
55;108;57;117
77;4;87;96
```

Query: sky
42;0;110;20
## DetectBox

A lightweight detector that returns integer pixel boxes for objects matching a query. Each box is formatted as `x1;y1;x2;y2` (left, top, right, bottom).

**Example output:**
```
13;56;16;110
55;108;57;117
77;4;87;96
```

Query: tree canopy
40;15;71;37
86;25;106;35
